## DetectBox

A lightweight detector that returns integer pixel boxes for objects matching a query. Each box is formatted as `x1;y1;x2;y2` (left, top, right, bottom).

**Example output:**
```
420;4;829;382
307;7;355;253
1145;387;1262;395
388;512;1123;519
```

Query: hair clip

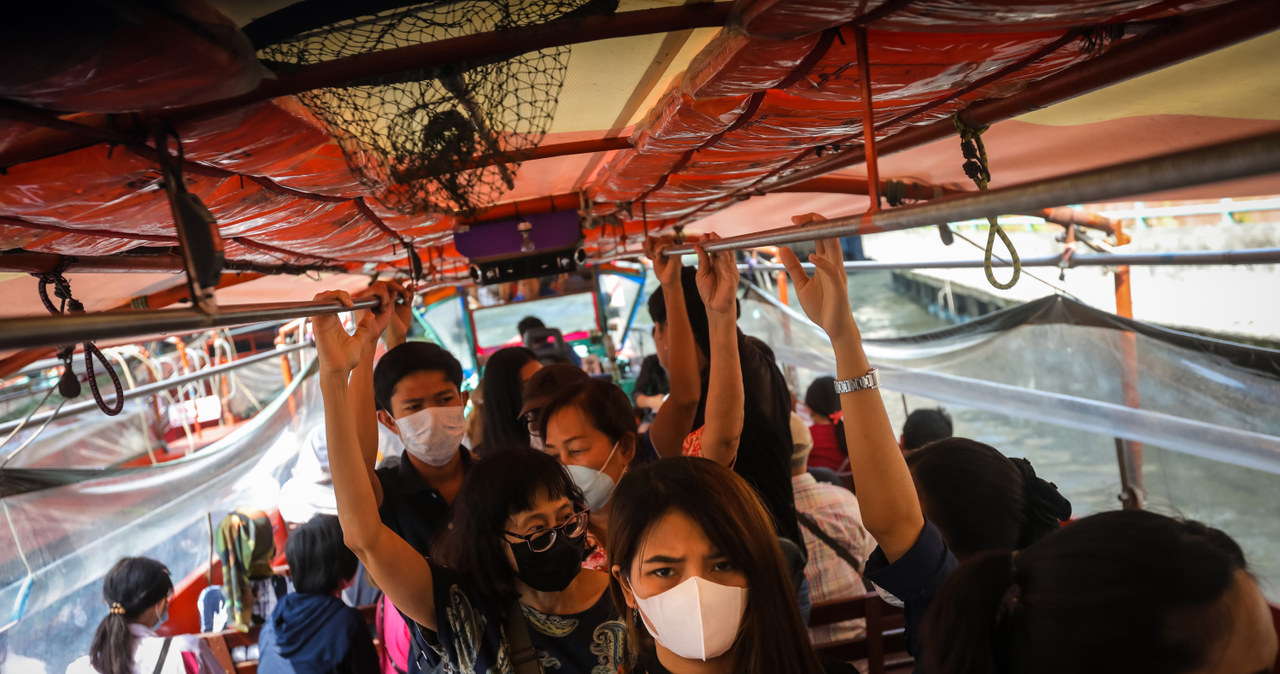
109;602;126;615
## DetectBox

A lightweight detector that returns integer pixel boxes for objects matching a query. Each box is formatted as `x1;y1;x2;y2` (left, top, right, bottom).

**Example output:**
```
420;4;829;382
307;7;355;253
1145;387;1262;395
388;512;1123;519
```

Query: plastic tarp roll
178;100;369;200
872;0;1238;31
736;0;881;40
680;32;822;99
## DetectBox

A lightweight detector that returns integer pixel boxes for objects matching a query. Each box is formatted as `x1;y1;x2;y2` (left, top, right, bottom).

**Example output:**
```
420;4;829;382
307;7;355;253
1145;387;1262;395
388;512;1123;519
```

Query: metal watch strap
833;368;880;394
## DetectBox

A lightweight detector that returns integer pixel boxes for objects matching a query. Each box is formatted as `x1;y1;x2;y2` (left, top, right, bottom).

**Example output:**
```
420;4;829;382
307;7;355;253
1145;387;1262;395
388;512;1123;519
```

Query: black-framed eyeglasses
521;411;539;437
504;509;590;553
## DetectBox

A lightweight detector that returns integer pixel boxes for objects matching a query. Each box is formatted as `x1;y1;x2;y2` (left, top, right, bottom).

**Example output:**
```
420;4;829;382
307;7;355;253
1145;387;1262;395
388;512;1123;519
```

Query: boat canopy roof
1;0;1279;325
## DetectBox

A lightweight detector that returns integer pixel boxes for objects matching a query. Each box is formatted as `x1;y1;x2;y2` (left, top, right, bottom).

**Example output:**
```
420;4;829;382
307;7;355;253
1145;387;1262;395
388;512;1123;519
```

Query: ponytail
1010;457;1071;549
921;550;1020;674
906;438;1071;560
89;557;173;674
89;607;136;674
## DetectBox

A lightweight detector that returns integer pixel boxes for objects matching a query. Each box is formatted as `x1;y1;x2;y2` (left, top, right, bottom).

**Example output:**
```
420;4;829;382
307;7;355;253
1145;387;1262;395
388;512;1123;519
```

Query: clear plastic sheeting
738;287;1280;473
0;361;321;671
738;277;1280;598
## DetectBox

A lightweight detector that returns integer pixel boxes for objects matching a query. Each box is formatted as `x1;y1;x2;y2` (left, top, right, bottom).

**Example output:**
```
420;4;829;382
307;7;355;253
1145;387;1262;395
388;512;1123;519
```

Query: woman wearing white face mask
608;458;832;674
539;377;639;545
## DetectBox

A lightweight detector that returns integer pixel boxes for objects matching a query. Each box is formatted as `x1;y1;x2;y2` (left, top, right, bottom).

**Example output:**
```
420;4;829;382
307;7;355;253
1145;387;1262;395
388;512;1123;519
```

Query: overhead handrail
662;129;1280;256
0;342;312;436
0;296;381;352
735;247;1280;273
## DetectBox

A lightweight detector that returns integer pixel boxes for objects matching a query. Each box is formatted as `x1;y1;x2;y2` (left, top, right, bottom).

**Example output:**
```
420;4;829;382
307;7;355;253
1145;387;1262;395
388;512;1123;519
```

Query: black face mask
509;531;587;592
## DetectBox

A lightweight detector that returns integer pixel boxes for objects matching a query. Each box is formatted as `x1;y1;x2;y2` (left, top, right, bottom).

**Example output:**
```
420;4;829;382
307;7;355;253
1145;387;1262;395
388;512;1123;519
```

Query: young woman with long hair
312;289;628;673
476;345;541;457
607;458;834;674
67;557;224;674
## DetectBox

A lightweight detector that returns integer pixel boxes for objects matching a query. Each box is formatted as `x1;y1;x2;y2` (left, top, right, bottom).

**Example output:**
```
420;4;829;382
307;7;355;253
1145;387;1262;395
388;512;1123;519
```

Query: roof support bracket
153;126;224;313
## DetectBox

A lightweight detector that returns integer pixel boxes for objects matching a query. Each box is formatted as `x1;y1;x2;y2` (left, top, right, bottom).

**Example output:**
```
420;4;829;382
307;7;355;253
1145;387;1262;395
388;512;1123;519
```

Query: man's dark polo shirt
374;447;471;556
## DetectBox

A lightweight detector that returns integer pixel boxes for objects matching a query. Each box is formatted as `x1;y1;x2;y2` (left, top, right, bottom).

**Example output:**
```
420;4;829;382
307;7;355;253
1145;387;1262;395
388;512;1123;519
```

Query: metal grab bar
663;129;1280;255
0;342;312;435
735;247;1280;272
0;297;380;351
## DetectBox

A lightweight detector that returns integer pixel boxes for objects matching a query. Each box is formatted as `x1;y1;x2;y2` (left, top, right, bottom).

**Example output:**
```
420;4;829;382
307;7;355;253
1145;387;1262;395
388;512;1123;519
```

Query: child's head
286;514;358;595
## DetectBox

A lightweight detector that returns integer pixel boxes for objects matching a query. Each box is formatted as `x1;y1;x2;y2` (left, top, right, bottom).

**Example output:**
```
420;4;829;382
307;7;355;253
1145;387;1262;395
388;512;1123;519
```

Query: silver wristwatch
833;368;880;394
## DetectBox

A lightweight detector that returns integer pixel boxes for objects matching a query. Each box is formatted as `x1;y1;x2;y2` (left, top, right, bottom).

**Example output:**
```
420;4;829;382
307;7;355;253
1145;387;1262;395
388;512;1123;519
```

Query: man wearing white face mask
343;283;473;674
333;280;471;559
364;339;471;557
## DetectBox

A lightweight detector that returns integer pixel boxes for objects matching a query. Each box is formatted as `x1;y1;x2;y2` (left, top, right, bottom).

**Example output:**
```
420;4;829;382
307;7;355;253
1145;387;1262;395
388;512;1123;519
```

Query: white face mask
395;406;466;466
632;575;748;661
564;441;619;511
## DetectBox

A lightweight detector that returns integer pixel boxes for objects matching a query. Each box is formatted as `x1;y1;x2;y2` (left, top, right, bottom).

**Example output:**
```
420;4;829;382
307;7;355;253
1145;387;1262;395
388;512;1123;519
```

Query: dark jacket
257;592;378;674
694;331;803;549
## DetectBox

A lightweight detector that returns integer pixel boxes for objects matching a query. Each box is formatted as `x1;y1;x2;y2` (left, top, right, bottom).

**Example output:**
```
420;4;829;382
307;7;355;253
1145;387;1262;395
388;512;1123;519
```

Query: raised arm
644;235;701;458
382;282;413;350
347;282;405;507
778;215;924;562
312;290;438;631
692;234;743;465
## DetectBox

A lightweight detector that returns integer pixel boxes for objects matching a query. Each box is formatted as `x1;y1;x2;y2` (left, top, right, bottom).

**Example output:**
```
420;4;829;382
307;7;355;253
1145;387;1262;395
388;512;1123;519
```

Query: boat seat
809;592;913;674
200;603;381;674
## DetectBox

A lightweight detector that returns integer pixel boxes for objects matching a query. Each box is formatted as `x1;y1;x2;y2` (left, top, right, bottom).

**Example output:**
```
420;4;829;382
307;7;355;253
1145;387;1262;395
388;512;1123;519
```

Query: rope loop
983;217;1022;289
29;263;125;416
953;114;1020;289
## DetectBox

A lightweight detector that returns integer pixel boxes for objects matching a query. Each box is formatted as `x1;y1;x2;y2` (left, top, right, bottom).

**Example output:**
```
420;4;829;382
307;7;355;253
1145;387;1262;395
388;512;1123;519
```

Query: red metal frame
854;26;882;213
758;0;1280;196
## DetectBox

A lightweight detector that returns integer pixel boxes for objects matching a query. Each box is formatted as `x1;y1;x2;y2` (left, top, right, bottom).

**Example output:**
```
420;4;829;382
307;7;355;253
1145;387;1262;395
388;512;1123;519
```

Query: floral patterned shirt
420;561;628;674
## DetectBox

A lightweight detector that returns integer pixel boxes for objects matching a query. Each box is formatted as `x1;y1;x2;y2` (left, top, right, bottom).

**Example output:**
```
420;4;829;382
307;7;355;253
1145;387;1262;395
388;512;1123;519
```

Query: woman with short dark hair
66;557;224;674
257;514;377;674
538;377;638;538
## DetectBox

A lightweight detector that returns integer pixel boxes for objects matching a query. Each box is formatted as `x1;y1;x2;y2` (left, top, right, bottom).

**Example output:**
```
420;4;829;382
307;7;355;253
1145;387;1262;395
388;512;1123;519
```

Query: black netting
258;1;613;216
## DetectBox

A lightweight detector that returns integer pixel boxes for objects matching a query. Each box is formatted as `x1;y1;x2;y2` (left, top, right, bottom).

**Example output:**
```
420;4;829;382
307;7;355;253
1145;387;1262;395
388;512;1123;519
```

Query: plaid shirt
792;472;877;646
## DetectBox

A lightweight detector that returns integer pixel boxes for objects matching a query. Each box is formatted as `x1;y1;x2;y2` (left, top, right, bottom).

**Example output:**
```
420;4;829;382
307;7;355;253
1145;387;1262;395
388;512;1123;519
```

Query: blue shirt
258;593;378;674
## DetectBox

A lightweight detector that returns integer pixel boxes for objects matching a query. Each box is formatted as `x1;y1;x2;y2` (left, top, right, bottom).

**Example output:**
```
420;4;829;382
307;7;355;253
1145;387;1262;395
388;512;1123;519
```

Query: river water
772;269;1280;601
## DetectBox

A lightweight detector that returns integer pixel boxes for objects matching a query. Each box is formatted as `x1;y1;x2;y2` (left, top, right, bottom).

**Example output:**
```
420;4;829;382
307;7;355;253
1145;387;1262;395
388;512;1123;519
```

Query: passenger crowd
73;214;1276;674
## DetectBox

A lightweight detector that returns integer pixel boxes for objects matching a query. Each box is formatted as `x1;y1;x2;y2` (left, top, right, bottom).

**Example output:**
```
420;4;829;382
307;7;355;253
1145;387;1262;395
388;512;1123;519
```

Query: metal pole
0;342;312;435
736;247;1280;272
0;297;380;351
1112;219;1145;509
854;26;882;212
664;129;1280;255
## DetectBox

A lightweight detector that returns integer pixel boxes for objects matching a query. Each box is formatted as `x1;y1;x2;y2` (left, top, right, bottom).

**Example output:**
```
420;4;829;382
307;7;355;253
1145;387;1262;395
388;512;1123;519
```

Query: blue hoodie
257;592;379;674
